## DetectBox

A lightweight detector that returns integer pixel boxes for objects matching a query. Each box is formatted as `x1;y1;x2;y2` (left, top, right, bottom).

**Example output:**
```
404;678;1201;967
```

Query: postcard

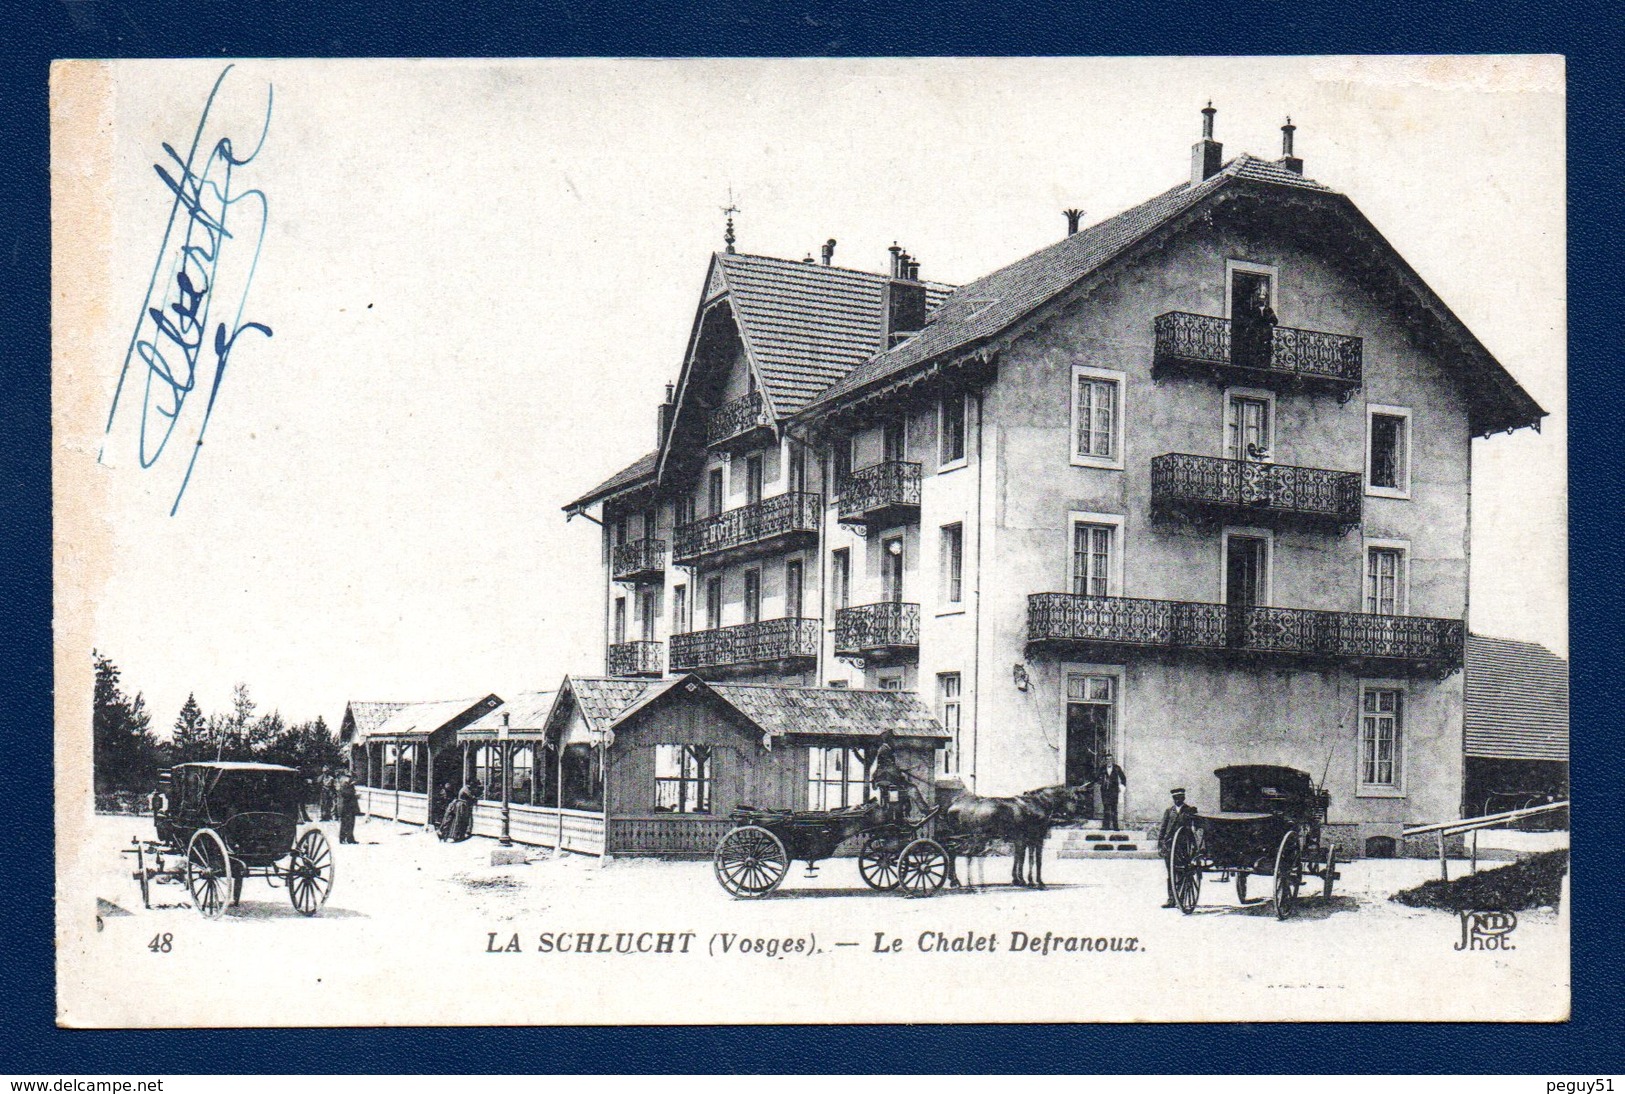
53;56;1568;1026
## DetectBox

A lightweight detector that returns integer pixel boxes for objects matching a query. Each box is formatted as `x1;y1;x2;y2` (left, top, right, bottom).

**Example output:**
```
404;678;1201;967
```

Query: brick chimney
1280;117;1303;174
882;244;926;348
1191;101;1223;185
657;382;675;446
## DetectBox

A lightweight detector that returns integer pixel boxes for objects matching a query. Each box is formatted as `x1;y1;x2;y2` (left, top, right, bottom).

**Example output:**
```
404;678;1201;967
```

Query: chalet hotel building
564;108;1546;853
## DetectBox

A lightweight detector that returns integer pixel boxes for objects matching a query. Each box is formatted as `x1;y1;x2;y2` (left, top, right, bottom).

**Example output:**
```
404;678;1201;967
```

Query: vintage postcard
52;56;1568;1026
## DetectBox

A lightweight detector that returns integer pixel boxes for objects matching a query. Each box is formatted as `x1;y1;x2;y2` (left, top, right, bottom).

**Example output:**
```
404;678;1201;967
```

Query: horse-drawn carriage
123;761;335;918
712;783;1091;899
1164;765;1340;920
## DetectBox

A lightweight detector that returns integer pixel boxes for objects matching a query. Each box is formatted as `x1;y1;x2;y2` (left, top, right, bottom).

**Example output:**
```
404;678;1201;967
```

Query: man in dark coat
1157;787;1197;909
438;784;477;843
1096;751;1128;831
318;766;335;822
335;767;360;845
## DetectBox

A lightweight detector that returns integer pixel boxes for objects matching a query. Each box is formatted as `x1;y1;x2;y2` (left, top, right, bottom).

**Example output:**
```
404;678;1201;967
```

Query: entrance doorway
1065;673;1115;791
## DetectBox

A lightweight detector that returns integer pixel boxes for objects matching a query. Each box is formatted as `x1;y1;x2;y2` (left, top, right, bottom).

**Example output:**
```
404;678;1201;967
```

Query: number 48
148;932;173;953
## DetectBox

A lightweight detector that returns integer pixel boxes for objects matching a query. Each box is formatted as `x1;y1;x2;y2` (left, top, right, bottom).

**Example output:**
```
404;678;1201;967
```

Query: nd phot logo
1454;909;1518;951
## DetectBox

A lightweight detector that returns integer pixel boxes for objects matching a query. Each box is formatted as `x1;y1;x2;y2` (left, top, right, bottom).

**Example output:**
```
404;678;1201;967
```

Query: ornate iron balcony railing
1153;311;1362;391
837;461;922;526
607;640;665;678
706;390;769;448
611;538;667;583
834;602;921;660
671;492;821;566
1151;454;1362;528
669;618;821;673
1026;593;1464;676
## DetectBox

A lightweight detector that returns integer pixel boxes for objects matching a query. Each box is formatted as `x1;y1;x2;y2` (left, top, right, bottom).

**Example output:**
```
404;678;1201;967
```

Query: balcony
837;461;922;529
607;640;665;678
1152;311;1362;398
669;618;821;676
706;390;770;449
671;492;821;568
1151;454;1362;531
1026;594;1464;677
834;602;921;664
611;538;666;584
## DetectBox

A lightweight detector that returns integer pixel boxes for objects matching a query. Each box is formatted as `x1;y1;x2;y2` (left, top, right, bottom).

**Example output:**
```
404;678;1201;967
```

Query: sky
58;56;1566;734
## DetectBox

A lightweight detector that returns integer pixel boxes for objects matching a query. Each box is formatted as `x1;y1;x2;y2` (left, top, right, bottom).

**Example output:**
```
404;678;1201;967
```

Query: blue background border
3;0;1618;1074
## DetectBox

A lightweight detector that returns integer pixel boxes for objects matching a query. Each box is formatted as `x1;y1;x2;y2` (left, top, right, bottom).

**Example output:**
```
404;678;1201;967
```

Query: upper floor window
1367;405;1412;498
883;418;908;464
705;575;723;630
1365;543;1407;616
707;467;725;517
832;434;855;492
882;535;905;603
745;453;764;506
787;443;808;495
831;548;851;610
940;523;964;606
939;393;967;468
1070;366;1125;469
785;559;805;619
743;568;762;624
1071;521;1116;597
1225;389;1274;462
613;597;627;644
672;584;688;633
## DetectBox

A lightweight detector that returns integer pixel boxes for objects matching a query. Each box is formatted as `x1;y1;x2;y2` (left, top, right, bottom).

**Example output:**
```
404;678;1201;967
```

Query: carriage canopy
1213;765;1317;815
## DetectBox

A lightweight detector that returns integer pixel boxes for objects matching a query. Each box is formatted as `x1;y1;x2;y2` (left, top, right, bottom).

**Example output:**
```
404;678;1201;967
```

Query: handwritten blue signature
102;65;273;515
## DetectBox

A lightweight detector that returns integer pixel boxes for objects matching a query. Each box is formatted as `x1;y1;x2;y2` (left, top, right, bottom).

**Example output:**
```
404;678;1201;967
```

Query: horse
938;783;1093;889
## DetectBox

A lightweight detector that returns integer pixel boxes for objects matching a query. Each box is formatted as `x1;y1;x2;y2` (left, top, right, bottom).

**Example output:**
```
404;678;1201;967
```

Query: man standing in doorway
1096;752;1127;831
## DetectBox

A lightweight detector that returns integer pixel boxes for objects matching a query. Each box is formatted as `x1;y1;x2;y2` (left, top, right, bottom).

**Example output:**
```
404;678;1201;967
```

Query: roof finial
720;186;740;254
1064;208;1084;237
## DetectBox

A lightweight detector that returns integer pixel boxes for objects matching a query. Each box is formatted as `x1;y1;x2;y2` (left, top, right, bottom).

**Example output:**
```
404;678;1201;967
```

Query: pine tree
92;651;157;794
171;692;208;763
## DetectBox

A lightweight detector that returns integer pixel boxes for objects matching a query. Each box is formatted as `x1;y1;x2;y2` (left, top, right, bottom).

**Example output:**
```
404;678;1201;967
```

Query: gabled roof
342;696;503;744
564;451;656;515
802;154;1546;436
340;701;406;743
710;252;953;417
544;676;657;740
1465;634;1568;762
461;690;560;736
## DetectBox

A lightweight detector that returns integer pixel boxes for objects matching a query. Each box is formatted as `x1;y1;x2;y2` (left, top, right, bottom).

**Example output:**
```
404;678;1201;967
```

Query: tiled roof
1465;635;1568;762
556;676;658;734
709;682;947;740
341;701;407;743
345;696;502;743
563;450;657;513
461;690;559;735
715;253;952;416
808;156;1306;411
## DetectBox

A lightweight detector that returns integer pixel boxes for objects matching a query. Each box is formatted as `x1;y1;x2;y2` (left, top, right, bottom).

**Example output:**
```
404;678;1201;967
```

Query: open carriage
712;787;960;899
123;762;335;918
1165;765;1341;920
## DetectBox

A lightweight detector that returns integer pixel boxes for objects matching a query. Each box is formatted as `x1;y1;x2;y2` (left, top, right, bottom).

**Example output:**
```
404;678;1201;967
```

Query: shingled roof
545;676;658;739
342;696;503;744
340;701;407;744
709;682;947;740
710;252;953;417
461;690;560;737
1465;635;1568;762
564;450;656;514
802;154;1544;436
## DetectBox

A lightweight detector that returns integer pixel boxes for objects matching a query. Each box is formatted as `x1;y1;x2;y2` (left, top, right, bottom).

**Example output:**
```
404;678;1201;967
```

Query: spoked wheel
186;829;234;919
713;825;789;899
1168;825;1202;914
1235;871;1249;904
896;838;949;898
288;829;336;916
1272;830;1303;921
857;836;902;892
1321;844;1338;901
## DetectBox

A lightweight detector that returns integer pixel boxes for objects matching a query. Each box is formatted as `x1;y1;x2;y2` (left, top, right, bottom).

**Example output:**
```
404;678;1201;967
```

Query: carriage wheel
1272;831;1302;921
288;829;336;916
186;829;233;919
896;839;949;898
1321;844;1338;901
858;836;902;891
1168;825;1202;914
713;825;789;899
1234;871;1249;904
